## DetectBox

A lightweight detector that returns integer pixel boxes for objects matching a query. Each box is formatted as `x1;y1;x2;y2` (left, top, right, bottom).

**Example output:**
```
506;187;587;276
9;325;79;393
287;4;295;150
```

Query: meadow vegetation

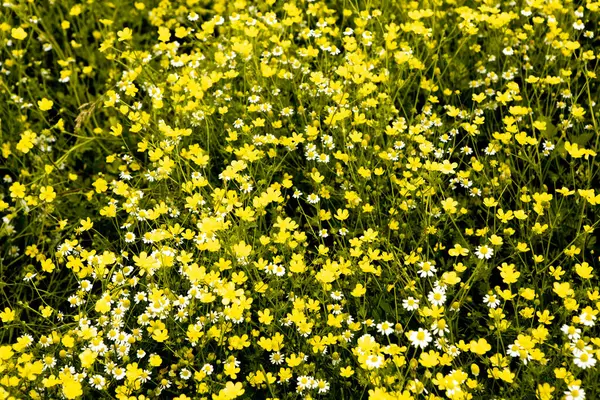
1;0;600;398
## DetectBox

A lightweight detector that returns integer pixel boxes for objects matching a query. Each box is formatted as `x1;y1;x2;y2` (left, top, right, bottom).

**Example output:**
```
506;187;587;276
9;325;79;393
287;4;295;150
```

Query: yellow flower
564;141;589;158
110;123;123;136
117;27;133;41
220;381;245;399
78;349;97;369
533;120;547;131
10;182;26;198
258;309;273;325
442;271;461;285
0;307;15;323
158;26;170;42
61;334;75;348
133;252;159;274
69;4;82;16
38;98;54;111
441;197;458;214
174;26;189;39
472;92;486;103
575;262;593;279
41;258;56;273
39;186;57;203
0;345;14;360
79;217;93;231
94;294;112;314
11;27;27;40
489;235;503;246
470;338;492;355
40;305;53;318
519;288;535;301
61;374;83;399
149;354;162;367
448;243;469;257
351;283;367;297
232;241;252;259
152;327;169;342
536;383;555;400
552;282;573;298
498;262;520;284
419;350;439;368
92;177;108;193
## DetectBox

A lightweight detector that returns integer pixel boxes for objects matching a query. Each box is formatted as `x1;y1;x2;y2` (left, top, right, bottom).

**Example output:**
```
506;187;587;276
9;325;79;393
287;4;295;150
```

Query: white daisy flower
376;321;394;336
402;297;420;311
475;245;493;260
573;351;596;369
408;328;432;349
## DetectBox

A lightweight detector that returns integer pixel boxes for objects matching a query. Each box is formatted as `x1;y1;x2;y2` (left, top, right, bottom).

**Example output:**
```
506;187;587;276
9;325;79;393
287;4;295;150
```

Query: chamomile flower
579;308;597;327
431;319;449;337
408;328;432;349
365;354;384;369
201;364;214;376
428;287;447;306
316;379;330;394
43;355;56;369
417;261;437;277
475;245;493;260
483;293;500;308
573;20;585;30
297;375;313;392
402;297;420;311
573;351;596;369
565;384;586;400
376;321;394;336
330;291;343;300
124;232;136;243
113;367;126;380
306;193;320;204
561;325;581;341
270;352;285;365
89;375;106;390
180;368;192;380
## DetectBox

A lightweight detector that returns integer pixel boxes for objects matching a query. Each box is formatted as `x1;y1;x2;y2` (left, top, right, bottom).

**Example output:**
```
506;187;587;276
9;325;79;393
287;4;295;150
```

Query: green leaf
538;116;557;139
572;132;594;147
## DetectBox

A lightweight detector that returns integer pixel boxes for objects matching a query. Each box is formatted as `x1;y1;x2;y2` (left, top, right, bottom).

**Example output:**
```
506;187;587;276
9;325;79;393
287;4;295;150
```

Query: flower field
2;0;600;398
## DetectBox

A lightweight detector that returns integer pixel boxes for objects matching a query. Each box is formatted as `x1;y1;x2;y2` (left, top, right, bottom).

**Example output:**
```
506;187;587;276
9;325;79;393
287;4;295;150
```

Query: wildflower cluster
2;0;600;399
